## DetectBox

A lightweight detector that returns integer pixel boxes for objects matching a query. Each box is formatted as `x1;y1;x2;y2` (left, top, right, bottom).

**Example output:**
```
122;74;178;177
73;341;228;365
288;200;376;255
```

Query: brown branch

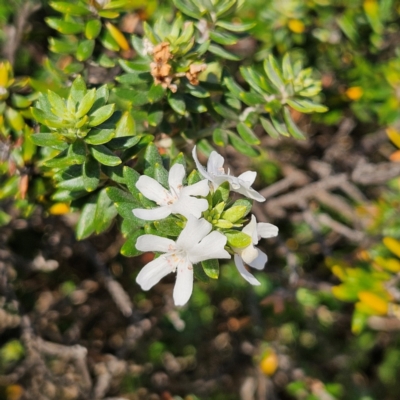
2;2;41;65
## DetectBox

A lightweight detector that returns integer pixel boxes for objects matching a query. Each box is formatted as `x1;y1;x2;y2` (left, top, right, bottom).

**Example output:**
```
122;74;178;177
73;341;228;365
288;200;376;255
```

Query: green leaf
154;217;183;237
124;166;142;199
287;99;328;114
214;219;233;229
115;111;135;137
215;21;255;32
264;55;285;90
76;196;97;240
90;145;121;166
143;143;163;177
68;140;87;164
107;135;141;150
148;104;163;126
106;186;136;203
85;128;115;145
88;104;115;127
117;72;152;85
49;2;90;16
76;39;95;61
168;94;186;115
31;132;67;150
57;176;86;191
201;259;219;279
94;189;117;234
101;164;126;184
187;170;202;185
154;162;169;188
47;90;67;118
208;44;241;61
225;230;252;249
236;122;260;145
46;17;84;34
213;102;239;120
283;107;306;140
172;0;202;19
148;84;165;103
85;19;102;39
69;76;87;109
213;181;230;205
213;128;228;147
232;198;252;218
209;30;238;45
227;131;259;157
221;205;248;223
121;229;145;256
194;263;210;282
76;89;96;118
82;156;100;192
260;117;280;139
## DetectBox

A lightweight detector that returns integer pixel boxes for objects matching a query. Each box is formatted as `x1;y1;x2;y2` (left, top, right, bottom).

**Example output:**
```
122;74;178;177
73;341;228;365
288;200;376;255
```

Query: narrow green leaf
215;20;256;32
227;131;259;157
225;230;252;249
237;122;260;145
76;39;95;61
208;44;241;61
154;217;183;237
168;94;186;115
213;181;230;205
283;107;306;140
90;144;121;166
260;117;280;139
76;196;97;240
82;156;100;192
88;104;115;127
31;132;67;150
213;128;228;147
85;19;102;39
85;128;115;145
121;230;145;256
143;143;163;177
209;30;238;45
115;111;135;138
201;259;219;279
76;89;96;118
69;76;87;108
46;17;84;34
94;188;117;234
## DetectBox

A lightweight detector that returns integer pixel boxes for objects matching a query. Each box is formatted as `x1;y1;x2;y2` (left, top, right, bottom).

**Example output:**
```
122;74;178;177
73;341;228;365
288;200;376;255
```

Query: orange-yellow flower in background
49;203;70;215
346;86;363;101
358;291;389;315
259;349;279;376
288;19;305;34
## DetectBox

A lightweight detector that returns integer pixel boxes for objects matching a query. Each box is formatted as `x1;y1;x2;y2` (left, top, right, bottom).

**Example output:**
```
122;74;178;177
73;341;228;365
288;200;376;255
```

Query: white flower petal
189;231;231;264
182;179;210;197
136;175;170;205
136;256;172;290
242;215;258;244
207;151;225;175
238;171;257;186
234;254;260;286
173;260;194;306
257;223;279;239
192;146;213;181
247;248;268;270
168;163;185;194
176;216;212;251
172;196;208;219
136;234;175;253
235;185;265;202
133;206;171;221
241;244;259;265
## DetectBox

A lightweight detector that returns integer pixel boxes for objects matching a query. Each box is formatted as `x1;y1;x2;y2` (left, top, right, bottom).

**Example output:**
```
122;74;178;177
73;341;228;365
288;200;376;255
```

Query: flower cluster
132;147;278;305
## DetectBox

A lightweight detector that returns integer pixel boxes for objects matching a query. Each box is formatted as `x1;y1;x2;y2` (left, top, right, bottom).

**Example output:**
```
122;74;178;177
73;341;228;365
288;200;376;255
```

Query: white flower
192;146;265;202
135;216;231;306
233;215;278;285
133;163;209;220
